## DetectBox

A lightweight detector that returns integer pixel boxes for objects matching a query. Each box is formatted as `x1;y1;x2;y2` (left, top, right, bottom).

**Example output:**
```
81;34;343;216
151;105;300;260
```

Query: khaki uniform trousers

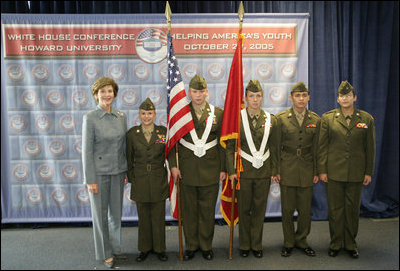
181;183;219;251
136;200;166;253
327;179;363;251
280;185;313;248
237;178;270;251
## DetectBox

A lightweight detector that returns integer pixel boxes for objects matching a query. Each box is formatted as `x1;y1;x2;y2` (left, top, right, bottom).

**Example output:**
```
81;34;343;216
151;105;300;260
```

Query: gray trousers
88;173;125;261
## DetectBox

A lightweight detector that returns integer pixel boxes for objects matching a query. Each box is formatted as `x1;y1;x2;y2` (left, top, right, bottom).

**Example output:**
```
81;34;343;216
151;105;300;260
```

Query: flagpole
229;1;244;260
165;1;184;261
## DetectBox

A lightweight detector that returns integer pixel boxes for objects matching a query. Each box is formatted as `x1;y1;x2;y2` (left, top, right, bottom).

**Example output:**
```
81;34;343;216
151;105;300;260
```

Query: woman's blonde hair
91;77;119;102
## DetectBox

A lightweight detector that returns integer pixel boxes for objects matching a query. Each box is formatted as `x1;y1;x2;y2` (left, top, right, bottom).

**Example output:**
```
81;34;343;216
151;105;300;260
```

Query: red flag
165;33;195;219
219;34;245;226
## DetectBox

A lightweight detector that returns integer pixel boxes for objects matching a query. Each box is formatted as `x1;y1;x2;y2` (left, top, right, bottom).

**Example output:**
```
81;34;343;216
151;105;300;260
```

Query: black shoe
202;250;214;260
157;252;168;261
240;249;250;257
104;257;115;268
184;250;196;261
347;249;359;259
281;247;293;257
252;250;263;258
136;251;149;262
328;249;339;257
297;246;316;257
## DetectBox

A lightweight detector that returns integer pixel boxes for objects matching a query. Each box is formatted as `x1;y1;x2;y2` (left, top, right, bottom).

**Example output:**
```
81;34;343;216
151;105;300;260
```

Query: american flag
165;33;194;219
136;28;168;46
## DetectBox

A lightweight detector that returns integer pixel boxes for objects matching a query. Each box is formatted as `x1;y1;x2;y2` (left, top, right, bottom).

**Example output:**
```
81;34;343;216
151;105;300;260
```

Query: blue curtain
1;1;398;219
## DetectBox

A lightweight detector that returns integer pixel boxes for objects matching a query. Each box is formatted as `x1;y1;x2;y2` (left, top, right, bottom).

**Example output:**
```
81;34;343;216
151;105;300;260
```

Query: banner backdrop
1;13;309;223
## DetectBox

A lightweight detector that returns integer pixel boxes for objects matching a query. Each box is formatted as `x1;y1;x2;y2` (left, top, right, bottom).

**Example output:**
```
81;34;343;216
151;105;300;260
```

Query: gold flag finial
165;1;172;33
238;1;244;33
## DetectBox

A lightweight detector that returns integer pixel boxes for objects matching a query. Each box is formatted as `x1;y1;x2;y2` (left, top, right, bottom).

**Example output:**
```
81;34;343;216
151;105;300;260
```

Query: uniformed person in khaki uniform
318;81;375;259
126;98;169;262
226;80;277;258
169;74;226;261
274;82;320;257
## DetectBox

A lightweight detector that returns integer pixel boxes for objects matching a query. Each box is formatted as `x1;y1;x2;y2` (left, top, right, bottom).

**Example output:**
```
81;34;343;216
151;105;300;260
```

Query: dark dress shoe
240;249;250;257
157;252;168;261
347;249;359;259
298;246;316;257
252;250;263;258
104;258;115;268
328;249;339;257
202;250;214;260
281;247;293;257
184;250;196;261
136;251;149;262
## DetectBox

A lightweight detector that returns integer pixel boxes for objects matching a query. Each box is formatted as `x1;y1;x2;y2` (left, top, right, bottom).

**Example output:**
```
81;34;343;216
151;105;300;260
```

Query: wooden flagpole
165;1;183;261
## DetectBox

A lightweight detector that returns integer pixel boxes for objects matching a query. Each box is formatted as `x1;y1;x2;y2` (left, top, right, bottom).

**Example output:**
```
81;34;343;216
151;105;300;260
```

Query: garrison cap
246;79;262;93
189;74;207;90
291;81;309;94
338;80;355;95
139;98;155;111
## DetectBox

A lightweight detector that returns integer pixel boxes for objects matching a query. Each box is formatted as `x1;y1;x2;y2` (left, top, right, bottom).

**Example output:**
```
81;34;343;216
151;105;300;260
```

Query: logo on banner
158;63;168;81
75;187;90;204
49;139;66;156
26;188;43;205
37;164;53;181
60;115;75;131
133;63;150;80
83;64;100;81
269;182;281;199
58;64;75;82
21;89;38;107
9;115;27;132
207;63;224;80
124;187;135;204
72;90;89;107
24;140;41;157
73;138;82;155
182;63;199;79
146;89;163;106
62;164;78;181
51;188;68;204
7;64;24;81
257;63;273;79
13;164;29;181
35;114;51;132
46;89;64;107
269;87;285;104
121;89;138;106
108;64;124;81
280;63;296;79
32;64;50;82
135;28;167;64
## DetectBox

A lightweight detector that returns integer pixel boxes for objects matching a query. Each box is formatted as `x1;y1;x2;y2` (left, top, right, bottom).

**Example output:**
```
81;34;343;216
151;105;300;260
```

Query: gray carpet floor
1;217;399;270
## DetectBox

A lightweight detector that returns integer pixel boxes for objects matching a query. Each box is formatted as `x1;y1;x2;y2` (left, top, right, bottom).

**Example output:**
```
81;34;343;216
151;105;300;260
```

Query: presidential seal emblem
72;90;88;107
146;89;163;106
32;64;50;82
24;140;41;157
121;89;138;106
13;164;29;181
9;115;27;132
26;188;42;205
280;63;296;79
135;28;167;64
83;63;100;81
73;138;82;155
62;164;78;181
37;164;53;181
269;181;281;200
133;63;150;81
158;63;168;81
58;64;75;82
7;64;24;82
46;89;64;107
51;188;68;204
49;139;66;157
60;114;75;132
35;114;51;132
207;63;224;80
107;64;124;81
183;63;199;80
75;187;90;204
269;87;285;104
21;89;38;107
256;63;273;79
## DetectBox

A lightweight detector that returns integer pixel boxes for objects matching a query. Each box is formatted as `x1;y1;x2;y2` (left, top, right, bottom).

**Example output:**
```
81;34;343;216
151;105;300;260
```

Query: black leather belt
282;145;312;156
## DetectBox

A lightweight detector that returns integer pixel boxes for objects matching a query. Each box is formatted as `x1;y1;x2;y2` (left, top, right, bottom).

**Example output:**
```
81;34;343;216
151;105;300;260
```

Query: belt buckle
296;148;302;156
147;164;151;172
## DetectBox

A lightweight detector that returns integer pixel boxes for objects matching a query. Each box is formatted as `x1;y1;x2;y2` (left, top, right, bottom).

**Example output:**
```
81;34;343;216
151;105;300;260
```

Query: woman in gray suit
82;77;128;268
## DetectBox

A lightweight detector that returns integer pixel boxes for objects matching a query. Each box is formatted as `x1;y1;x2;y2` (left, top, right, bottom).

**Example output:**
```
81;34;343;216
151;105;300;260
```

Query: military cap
338;80;355;95
291;81;309;94
246;79;262;93
139;98;155;111
189;74;207;90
